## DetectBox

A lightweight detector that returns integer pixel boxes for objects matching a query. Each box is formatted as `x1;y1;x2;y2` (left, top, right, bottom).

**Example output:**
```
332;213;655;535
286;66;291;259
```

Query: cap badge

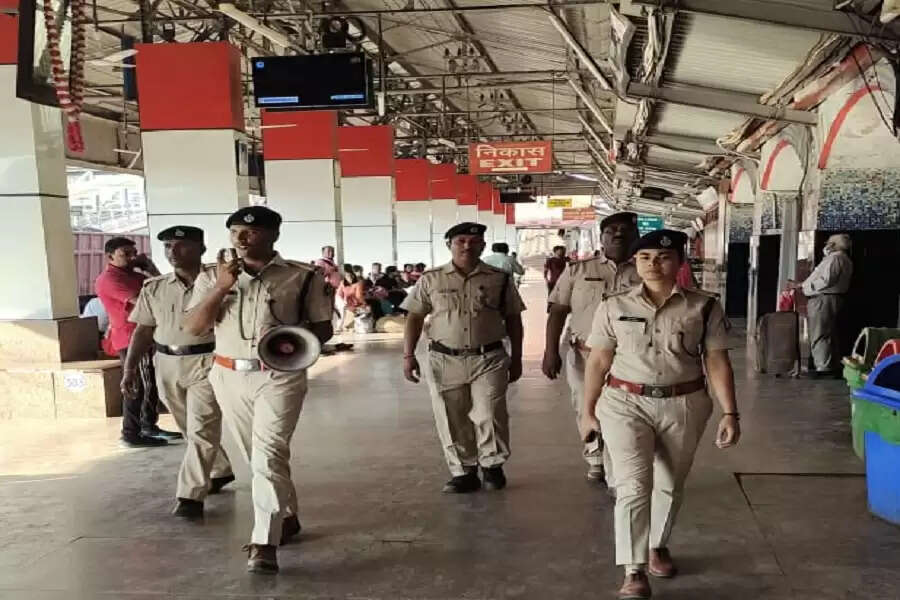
174;228;184;238
660;236;672;247
469;226;478;233
243;213;255;223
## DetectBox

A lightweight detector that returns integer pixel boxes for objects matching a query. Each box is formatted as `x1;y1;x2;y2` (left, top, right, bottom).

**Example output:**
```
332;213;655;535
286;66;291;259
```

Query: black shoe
481;466;507;491
334;343;354;352
245;544;278;574
141;426;183;441
441;472;481;494
209;474;235;495
119;434;168;448
172;498;204;521
280;515;302;545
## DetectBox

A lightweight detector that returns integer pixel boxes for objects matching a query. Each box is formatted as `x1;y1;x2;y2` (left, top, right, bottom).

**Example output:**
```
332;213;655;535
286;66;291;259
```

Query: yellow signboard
547;197;573;208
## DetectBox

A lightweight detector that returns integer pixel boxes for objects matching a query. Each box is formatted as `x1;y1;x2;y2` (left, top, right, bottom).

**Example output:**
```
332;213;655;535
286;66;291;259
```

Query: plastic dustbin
850;328;900;371
845;361;867;460
875;339;900;365
852;354;900;526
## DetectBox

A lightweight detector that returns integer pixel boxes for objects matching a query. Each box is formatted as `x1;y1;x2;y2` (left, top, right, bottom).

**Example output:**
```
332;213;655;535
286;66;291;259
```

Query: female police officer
579;229;741;600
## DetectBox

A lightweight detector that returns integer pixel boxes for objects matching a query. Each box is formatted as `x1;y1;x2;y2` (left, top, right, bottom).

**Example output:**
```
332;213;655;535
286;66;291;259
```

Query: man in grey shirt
795;234;854;378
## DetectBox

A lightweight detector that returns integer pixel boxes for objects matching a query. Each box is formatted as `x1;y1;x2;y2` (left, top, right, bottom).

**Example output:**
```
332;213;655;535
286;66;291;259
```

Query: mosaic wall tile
818;168;900;230
728;205;753;243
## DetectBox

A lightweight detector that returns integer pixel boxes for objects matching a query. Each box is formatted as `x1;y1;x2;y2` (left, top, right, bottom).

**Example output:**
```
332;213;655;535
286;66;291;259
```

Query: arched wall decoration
818;85;883;169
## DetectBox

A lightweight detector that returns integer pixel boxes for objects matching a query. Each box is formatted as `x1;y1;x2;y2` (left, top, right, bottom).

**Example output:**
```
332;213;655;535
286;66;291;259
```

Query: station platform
0;272;896;600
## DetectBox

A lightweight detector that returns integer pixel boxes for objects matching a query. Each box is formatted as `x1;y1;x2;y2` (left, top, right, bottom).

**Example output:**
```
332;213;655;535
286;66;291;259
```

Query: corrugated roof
664;13;826;95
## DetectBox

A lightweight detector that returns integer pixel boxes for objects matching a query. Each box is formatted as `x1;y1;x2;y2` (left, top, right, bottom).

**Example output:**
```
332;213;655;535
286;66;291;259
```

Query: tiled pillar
477;181;495;242
456;175;478;225
0;20;78;323
395;159;432;266
491;187;507;242
429;164;458;266
136;42;249;267
338;126;395;267
262;110;342;263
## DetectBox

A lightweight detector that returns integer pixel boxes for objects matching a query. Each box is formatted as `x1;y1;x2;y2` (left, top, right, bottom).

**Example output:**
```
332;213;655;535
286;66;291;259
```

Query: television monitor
251;53;374;110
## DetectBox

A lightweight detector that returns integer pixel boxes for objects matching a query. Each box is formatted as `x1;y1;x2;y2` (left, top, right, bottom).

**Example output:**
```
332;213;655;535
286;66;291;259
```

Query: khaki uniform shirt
801;251;853;297
400;261;526;348
549;256;641;342
188;253;333;359
588;285;731;385
129;266;216;346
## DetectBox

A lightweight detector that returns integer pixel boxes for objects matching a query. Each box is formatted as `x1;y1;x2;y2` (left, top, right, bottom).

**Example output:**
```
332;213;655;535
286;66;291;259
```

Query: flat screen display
251;53;374;110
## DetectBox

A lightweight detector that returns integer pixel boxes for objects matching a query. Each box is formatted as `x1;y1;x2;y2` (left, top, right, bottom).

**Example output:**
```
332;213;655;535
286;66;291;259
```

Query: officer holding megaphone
184;206;333;575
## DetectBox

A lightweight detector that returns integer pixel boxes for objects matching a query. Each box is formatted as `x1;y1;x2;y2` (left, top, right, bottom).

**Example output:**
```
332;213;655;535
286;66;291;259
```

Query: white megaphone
258;325;322;372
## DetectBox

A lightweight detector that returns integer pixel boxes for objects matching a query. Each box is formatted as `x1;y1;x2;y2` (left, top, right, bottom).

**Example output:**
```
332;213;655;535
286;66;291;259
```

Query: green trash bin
844;328;900;460
845;362;868;459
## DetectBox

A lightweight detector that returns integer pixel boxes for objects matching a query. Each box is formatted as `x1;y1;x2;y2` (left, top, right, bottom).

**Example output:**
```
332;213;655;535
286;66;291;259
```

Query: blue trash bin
853;354;900;526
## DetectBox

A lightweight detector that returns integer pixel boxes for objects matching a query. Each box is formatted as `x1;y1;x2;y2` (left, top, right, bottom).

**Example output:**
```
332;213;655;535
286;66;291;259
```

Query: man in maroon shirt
544;245;569;294
95;237;180;447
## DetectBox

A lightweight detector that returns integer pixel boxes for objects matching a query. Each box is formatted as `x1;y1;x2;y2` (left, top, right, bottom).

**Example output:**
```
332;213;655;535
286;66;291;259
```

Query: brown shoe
244;544;278;574
619;571;653;600
649;547;677;578
618;571;652;599
280;514;302;545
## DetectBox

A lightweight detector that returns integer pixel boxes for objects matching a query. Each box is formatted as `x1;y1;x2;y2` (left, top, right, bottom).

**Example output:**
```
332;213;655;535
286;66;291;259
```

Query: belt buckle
650;386;665;398
168;345;182;353
233;359;257;371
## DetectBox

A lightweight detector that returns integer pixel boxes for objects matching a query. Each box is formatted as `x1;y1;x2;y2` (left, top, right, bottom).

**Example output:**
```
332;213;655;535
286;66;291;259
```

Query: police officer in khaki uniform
542;212;641;486
402;222;526;494
184;207;333;575
123;226;234;520
579;230;740;600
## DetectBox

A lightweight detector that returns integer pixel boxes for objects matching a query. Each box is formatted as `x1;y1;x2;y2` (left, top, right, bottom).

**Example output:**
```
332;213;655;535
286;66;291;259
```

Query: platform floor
0;271;897;600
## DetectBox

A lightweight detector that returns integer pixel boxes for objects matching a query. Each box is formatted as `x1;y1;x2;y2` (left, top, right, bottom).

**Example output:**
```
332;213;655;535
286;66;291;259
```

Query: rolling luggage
754;311;801;376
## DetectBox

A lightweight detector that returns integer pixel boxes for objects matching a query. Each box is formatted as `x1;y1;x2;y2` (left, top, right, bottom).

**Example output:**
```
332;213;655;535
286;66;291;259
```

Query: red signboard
561;208;596;223
469;141;553;175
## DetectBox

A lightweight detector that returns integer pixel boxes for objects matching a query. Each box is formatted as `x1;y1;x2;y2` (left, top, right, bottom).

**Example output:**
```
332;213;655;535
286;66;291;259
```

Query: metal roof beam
635;133;724;156
627;0;898;41
386;78;565;96
626;82;817;125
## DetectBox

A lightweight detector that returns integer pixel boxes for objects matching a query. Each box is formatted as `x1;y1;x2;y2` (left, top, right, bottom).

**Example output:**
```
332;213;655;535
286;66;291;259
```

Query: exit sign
637;215;664;235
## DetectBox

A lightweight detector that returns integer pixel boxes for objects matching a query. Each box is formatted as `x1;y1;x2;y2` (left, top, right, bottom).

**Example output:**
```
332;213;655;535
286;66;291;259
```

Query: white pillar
342;176;395;267
137;42;250;270
459;204;478;223
265;158;342;264
144;129;249;267
396;201;432;266
431;198;456;266
507;225;519;251
0;67;77;321
492;213;507;241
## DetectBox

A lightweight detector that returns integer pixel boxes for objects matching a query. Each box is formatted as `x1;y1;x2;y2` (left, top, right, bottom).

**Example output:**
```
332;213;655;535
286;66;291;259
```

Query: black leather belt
429;341;504;356
155;342;215;356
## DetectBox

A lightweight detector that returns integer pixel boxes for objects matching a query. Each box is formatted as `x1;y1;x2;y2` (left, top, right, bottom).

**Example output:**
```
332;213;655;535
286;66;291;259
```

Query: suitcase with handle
754;311;801;376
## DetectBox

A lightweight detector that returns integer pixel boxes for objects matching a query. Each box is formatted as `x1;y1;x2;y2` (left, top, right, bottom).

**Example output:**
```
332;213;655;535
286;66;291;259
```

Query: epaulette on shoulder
689;288;720;299
142;274;166;287
604;289;631;300
423;266;443;274
482;263;507;274
283;259;314;271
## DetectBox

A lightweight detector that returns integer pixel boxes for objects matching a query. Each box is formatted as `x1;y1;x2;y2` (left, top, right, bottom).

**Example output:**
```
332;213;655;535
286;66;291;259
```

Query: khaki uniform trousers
596;386;712;567
154;353;231;501
564;346;614;485
209;364;306;546
808;295;845;372
425;348;511;476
